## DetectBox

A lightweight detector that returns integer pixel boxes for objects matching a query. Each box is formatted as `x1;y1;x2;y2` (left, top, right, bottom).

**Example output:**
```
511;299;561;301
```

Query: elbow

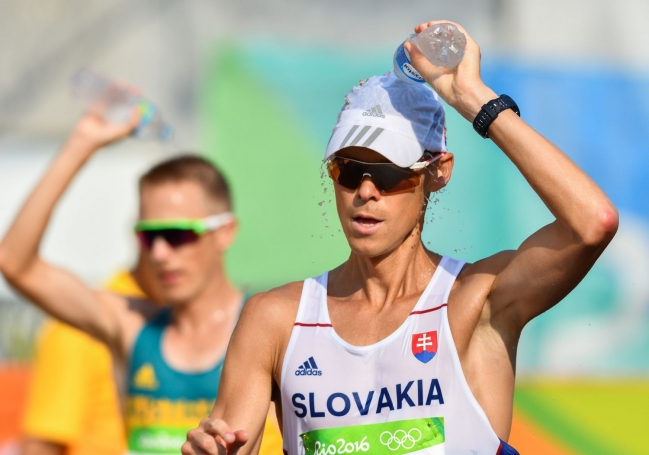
0;246;27;284
581;203;619;247
0;248;10;279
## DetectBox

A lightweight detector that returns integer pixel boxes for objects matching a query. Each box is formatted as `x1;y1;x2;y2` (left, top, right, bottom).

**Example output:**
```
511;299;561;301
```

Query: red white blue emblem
411;331;438;363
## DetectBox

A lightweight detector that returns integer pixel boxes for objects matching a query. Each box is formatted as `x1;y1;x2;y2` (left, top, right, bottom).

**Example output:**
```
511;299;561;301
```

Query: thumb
226;430;248;454
404;41;432;73
404;41;451;84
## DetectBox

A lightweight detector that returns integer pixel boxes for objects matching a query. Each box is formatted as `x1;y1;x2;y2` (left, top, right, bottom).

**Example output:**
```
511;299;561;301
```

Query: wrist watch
472;95;520;139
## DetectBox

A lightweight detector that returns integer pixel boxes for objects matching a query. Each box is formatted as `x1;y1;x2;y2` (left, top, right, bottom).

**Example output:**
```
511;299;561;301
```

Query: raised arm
0;110;139;346
407;21;618;327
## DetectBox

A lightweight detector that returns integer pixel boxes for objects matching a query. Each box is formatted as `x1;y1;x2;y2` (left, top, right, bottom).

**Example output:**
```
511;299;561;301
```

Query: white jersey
280;256;508;455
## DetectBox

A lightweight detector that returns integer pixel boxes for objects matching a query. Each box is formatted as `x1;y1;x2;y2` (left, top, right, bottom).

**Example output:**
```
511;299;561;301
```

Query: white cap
324;74;447;168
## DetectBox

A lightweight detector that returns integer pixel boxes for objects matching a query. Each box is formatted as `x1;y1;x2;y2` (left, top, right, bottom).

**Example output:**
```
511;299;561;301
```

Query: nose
149;236;174;261
358;174;380;201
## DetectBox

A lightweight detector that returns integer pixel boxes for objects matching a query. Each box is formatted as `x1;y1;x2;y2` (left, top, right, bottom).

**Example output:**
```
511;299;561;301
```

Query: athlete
180;20;618;455
0;108;282;454
22;256;160;455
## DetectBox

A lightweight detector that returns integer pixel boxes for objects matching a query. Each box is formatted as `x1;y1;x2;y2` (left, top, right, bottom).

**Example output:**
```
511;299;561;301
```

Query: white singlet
280;256;507;455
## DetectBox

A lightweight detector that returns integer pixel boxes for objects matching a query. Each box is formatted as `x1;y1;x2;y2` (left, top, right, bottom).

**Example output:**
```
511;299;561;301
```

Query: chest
162;327;230;371
326;296;421;346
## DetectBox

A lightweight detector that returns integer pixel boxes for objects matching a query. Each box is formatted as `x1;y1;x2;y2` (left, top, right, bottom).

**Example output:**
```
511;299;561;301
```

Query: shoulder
226;281;305;373
239;281;304;329
448;250;517;324
455;250;515;288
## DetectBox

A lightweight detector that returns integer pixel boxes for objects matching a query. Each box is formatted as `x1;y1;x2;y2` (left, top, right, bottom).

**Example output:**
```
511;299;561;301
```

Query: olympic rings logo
379;428;422;451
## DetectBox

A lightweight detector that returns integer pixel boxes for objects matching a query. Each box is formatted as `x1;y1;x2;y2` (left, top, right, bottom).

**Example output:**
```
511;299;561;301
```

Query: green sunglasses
134;212;234;249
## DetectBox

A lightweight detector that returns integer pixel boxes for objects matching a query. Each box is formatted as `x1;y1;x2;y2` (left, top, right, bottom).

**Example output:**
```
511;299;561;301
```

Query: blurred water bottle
393;23;467;84
71;69;173;141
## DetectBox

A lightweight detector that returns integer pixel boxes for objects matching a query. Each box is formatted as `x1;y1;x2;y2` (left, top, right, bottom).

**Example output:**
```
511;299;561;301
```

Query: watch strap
472;94;520;138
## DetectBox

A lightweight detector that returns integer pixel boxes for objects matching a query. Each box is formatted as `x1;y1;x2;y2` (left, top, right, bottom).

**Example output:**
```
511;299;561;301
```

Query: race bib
300;417;445;455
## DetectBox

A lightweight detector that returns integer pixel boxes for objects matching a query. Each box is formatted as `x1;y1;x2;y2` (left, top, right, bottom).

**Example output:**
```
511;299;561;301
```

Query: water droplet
318;202;324;206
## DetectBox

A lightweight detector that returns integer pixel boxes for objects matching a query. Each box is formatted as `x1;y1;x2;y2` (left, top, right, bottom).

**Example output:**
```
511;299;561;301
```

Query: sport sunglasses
134;212;234;249
326;152;444;194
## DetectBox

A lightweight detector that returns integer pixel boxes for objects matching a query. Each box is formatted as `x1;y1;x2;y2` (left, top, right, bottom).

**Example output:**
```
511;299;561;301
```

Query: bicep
490;220;607;326
11;259;123;345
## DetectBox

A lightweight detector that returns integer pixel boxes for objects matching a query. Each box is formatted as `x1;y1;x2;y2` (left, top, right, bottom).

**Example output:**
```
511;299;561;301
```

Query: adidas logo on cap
295;356;323;376
362;105;385;118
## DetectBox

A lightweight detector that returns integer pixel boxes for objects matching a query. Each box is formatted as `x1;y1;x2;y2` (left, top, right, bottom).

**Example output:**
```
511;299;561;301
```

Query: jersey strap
497;439;520;455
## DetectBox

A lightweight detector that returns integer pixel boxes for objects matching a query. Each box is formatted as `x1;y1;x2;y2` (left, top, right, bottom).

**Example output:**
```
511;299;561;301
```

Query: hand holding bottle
405;21;496;123
71;69;173;142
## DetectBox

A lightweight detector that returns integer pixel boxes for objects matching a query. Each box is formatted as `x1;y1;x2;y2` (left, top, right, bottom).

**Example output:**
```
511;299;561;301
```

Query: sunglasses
326;152;443;194
134;212;234;249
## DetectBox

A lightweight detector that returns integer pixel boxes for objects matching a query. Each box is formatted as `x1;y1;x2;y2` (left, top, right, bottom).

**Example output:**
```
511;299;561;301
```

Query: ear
424;152;454;193
215;218;238;251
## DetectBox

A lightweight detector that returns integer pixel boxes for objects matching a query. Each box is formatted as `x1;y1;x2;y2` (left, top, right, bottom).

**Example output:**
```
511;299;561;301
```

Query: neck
171;269;242;332
334;225;440;307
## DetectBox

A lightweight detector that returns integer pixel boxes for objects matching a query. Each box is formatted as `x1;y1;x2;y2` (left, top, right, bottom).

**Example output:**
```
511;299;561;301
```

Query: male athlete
0;109;282;454
181;21;618;455
22;253;161;455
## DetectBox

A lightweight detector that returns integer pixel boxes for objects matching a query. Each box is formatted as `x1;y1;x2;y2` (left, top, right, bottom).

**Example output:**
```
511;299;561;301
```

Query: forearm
0;135;96;278
484;105;617;244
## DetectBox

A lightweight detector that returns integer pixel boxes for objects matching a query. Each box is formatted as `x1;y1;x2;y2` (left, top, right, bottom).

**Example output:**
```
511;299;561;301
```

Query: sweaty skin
181;20;618;455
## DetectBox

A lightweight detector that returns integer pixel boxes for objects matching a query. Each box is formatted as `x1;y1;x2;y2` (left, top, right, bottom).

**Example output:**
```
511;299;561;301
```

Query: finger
203;418;237;444
403;40;450;77
226;430;249;455
185;430;218;455
181;440;211;455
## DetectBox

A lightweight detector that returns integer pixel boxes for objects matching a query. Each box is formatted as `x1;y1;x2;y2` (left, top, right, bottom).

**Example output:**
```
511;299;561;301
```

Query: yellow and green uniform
126;306;284;454
126;309;222;454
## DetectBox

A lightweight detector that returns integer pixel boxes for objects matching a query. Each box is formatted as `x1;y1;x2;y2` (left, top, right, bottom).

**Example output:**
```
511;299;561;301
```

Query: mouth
159;270;182;286
351;214;383;234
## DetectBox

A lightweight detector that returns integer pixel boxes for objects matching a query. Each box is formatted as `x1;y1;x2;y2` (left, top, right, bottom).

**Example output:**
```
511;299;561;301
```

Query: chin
347;237;397;259
160;286;194;306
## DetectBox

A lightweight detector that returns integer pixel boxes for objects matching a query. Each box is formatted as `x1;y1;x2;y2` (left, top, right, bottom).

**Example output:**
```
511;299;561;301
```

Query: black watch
472;94;520;139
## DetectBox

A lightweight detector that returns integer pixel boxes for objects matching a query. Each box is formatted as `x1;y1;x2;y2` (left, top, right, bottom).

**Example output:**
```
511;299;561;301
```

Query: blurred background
1;0;648;454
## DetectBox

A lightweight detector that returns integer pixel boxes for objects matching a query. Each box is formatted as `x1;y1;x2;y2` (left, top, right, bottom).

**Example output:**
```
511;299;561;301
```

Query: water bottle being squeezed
70;69;173;141
393;23;467;84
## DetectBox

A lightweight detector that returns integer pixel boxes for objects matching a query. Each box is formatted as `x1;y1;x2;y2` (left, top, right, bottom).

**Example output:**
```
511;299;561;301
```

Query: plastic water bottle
70;69;173;141
393;23;467;84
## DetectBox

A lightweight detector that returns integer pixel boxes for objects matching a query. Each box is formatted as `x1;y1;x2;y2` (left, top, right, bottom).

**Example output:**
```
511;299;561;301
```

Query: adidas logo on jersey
362;105;385;118
295;356;323;376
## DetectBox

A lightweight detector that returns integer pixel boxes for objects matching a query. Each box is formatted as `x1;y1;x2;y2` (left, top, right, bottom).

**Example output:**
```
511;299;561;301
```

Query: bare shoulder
97;291;160;351
229;281;305;379
447;251;517;355
454;250;516;290
239;281;304;329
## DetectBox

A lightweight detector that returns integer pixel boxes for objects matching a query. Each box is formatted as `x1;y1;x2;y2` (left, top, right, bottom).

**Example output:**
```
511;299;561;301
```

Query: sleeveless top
126;309;224;455
280;256;519;455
